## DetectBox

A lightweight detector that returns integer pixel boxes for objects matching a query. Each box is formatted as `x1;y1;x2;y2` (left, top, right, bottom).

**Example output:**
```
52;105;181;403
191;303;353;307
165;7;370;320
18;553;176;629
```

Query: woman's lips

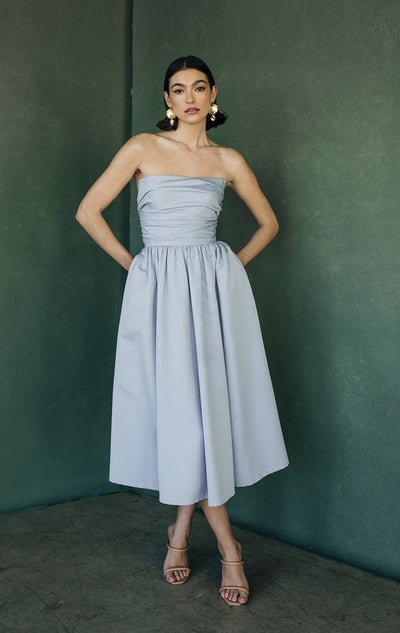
185;108;199;113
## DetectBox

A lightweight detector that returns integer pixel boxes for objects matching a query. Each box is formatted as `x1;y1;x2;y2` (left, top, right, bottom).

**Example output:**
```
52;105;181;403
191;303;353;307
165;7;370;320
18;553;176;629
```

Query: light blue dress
109;175;289;507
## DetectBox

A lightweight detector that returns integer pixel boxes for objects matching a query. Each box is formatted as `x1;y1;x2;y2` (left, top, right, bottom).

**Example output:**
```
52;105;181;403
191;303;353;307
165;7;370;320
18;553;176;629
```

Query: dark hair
156;55;228;131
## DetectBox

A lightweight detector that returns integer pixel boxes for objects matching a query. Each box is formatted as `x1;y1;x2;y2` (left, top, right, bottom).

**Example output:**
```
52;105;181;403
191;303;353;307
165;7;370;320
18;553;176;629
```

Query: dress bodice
137;175;226;246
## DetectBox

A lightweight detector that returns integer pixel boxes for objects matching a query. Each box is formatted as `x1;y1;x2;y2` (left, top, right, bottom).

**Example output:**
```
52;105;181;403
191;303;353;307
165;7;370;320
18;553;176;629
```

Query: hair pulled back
156;55;228;131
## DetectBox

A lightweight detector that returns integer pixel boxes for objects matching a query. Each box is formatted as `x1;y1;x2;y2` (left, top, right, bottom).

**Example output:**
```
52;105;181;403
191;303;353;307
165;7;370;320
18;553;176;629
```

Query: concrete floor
0;491;399;633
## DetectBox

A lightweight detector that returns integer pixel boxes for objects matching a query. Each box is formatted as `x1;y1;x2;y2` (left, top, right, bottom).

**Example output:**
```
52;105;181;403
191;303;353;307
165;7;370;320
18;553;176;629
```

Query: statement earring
209;103;219;122
166;107;176;126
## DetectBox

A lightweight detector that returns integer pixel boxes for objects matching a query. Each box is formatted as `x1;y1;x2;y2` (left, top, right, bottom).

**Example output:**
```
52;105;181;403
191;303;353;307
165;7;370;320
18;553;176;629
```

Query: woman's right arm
75;134;146;270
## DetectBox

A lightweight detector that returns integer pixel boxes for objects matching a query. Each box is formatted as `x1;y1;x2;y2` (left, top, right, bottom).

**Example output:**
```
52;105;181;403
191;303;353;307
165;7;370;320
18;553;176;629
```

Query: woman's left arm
225;149;279;267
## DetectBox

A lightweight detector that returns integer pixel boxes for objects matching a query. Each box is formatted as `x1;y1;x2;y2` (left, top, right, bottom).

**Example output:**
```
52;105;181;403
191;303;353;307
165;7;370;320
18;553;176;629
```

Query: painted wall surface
130;1;400;579
1;0;398;582
0;1;132;512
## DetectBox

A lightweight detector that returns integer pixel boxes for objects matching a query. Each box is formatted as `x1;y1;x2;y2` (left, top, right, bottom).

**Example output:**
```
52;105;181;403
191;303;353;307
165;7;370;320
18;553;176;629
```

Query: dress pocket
128;252;142;272
231;250;246;269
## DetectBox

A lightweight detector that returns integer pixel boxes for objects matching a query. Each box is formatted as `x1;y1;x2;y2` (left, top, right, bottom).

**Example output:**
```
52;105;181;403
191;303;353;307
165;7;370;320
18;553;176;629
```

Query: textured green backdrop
0;0;132;511
0;0;398;580
130;0;400;579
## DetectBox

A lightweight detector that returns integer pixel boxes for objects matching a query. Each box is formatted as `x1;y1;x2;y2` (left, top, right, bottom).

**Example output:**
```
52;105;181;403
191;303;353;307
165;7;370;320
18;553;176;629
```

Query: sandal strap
219;585;249;596
164;566;191;576
220;558;244;566
167;541;189;552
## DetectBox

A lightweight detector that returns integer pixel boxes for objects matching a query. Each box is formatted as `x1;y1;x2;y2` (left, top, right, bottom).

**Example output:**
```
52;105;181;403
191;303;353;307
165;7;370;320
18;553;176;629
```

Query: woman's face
164;68;218;124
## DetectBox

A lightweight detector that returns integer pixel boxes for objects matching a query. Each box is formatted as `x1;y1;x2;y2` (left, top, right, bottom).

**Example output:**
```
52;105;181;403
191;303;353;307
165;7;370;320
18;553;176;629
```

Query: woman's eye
173;87;205;94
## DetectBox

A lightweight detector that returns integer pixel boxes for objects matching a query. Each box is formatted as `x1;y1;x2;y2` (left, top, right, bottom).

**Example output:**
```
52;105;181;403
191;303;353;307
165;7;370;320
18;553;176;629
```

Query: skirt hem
109;460;289;507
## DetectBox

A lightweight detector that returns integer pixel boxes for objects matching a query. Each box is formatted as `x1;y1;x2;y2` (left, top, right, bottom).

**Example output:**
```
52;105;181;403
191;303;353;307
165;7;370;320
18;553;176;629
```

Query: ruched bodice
137;175;226;246
109;173;289;507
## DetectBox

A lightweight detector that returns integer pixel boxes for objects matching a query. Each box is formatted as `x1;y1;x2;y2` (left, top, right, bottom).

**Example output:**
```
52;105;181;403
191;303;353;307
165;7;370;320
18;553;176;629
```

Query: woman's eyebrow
170;79;208;89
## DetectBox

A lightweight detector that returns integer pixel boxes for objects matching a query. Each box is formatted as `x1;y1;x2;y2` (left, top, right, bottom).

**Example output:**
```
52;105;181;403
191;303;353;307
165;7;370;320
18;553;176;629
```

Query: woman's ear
163;91;171;108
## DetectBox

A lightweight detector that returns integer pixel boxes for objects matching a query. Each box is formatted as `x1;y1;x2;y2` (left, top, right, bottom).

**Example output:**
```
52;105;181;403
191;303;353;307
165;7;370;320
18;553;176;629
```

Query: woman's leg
200;498;249;604
163;503;197;583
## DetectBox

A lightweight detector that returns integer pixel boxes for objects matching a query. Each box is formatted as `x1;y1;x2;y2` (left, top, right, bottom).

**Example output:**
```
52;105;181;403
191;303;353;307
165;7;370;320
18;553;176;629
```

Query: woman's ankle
218;538;242;561
168;522;191;548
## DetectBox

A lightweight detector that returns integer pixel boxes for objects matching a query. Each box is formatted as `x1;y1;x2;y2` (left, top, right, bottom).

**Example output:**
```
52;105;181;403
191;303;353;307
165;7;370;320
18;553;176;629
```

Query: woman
76;55;289;606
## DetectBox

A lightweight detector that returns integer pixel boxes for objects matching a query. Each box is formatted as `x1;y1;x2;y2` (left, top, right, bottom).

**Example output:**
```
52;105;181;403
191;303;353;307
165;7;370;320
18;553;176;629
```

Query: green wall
130;1;400;579
0;1;131;511
1;0;398;581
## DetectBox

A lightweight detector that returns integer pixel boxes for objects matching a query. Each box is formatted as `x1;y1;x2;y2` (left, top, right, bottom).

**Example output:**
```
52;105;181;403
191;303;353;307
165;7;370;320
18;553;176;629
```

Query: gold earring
166;107;176;126
209;103;219;122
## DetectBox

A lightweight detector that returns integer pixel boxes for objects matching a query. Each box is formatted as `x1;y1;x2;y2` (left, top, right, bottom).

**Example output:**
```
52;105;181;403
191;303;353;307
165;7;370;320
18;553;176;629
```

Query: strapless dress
109;174;289;507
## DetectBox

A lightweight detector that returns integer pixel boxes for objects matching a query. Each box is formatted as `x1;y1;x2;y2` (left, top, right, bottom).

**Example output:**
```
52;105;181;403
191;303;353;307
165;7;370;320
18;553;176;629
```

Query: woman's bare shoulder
117;133;161;168
124;132;157;150
209;143;246;164
210;145;250;186
219;145;247;165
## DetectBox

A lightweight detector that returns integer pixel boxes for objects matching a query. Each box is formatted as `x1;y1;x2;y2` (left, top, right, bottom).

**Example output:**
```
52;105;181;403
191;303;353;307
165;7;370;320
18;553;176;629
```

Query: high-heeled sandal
163;540;191;585
219;558;249;606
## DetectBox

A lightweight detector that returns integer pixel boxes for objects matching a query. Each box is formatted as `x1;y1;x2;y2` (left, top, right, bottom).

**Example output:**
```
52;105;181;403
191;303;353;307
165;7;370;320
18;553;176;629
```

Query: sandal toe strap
164;566;191;576
219;585;249;595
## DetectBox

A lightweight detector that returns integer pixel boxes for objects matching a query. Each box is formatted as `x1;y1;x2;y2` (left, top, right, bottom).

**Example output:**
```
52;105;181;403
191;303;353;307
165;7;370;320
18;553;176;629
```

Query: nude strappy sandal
219;558;249;606
163;541;191;585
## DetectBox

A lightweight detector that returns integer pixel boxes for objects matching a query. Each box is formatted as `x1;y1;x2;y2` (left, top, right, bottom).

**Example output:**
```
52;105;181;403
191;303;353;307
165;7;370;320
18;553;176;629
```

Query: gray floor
0;491;399;633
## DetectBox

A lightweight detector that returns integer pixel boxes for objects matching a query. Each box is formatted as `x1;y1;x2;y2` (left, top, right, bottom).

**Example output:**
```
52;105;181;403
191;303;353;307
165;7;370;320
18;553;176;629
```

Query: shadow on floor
0;491;399;632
